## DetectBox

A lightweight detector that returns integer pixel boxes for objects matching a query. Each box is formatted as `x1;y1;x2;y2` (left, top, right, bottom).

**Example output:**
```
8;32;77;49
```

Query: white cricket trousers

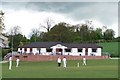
16;62;19;67
9;61;12;70
63;63;66;67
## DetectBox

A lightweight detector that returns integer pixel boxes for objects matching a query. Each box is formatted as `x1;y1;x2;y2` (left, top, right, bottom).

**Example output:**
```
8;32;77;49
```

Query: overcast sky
0;1;118;38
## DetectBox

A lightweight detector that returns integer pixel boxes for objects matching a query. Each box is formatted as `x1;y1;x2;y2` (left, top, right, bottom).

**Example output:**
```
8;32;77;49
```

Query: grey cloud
1;2;118;26
1;0;119;2
65;2;118;26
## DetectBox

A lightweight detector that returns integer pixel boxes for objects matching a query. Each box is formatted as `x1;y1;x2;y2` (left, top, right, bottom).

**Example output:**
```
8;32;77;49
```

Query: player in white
83;56;87;66
16;58;20;67
63;57;67;68
9;56;12;70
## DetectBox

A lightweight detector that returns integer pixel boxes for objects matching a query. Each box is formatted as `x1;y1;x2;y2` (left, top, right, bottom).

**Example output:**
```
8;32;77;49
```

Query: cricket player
83;57;87;66
63;57;67;68
9;56;12;70
57;57;61;67
16;58;20;67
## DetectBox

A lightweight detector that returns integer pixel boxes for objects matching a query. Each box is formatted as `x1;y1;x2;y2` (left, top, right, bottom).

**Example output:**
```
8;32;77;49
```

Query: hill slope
97;42;119;57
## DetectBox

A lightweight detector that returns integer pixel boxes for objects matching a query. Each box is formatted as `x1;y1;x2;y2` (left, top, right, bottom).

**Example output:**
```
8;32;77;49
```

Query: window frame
46;48;53;52
92;48;97;52
65;49;71;52
78;48;83;52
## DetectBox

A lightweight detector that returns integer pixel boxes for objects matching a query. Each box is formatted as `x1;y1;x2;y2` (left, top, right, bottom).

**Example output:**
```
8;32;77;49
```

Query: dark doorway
85;48;88;55
56;48;62;55
30;48;32;53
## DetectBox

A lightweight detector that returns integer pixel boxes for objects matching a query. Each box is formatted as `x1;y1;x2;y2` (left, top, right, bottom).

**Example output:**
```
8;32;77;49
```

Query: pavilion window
46;49;52;52
30;48;32;52
24;48;27;52
78;49;83;52
59;49;62;52
92;49;97;52
37;48;41;54
65;49;71;52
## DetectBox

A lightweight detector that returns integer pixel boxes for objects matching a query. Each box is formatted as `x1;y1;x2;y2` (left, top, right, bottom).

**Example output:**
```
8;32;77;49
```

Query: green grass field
97;42;119;56
2;59;118;78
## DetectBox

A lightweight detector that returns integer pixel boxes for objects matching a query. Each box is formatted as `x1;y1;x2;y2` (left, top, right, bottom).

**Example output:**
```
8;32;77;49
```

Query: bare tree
9;25;21;35
39;17;54;32
31;28;41;36
85;20;94;30
0;10;5;34
74;24;81;32
102;26;107;32
29;27;41;42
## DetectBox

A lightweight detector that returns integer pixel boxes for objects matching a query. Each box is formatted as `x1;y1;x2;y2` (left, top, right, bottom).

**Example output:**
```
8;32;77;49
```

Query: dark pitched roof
65;43;102;48
18;42;102;48
18;42;63;48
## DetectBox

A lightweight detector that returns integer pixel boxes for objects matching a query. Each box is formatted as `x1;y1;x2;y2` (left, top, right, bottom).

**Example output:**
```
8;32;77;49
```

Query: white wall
64;48;86;56
89;48;102;56
51;44;67;49
22;48;24;53
32;48;39;55
51;44;67;55
26;48;30;53
78;48;85;56
66;48;102;56
64;48;72;56
17;46;102;56
18;48;21;52
52;48;56;55
18;48;24;53
96;48;102;56
88;48;92;56
69;48;79;56
40;48;46;55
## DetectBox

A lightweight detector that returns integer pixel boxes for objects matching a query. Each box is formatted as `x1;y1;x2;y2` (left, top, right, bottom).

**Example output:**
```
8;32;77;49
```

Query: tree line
29;21;116;43
6;21;119;51
0;11;119;52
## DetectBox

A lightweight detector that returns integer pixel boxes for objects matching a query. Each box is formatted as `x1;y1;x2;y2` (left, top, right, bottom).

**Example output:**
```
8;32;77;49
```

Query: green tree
43;22;73;43
89;28;103;42
8;34;28;51
89;30;97;42
95;28;103;40
8;26;28;51
79;24;90;41
29;28;44;42
103;29;115;40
